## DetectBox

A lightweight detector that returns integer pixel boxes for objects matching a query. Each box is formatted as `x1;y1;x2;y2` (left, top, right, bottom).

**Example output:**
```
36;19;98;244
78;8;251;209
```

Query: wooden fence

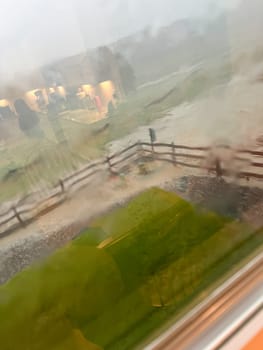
0;141;262;238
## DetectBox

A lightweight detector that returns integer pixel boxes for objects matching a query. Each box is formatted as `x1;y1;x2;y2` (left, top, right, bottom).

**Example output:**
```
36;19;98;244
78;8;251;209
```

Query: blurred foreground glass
0;1;262;349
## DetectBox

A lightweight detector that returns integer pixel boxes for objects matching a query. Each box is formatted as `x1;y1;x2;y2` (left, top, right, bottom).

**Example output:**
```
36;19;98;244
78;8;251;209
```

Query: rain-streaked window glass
0;1;262;349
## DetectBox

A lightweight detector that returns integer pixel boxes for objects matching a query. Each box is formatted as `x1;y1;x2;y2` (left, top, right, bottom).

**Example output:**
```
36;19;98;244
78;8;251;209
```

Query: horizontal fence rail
0;140;262;238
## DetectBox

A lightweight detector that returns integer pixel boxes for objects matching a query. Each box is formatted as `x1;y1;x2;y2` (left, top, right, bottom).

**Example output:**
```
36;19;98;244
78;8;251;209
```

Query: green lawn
0;188;262;350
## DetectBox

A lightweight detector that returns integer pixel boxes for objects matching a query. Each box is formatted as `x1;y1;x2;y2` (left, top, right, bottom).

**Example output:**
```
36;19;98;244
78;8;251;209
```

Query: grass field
0;188;262;350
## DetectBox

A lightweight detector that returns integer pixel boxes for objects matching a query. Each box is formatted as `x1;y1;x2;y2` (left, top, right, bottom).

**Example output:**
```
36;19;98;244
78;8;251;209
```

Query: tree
93;46;136;97
94;46;123;95
115;53;136;95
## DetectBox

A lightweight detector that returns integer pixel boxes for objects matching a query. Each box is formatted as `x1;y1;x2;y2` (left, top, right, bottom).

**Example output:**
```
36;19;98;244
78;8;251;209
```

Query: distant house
43;51;119;108
44;53;96;89
0;47;122;116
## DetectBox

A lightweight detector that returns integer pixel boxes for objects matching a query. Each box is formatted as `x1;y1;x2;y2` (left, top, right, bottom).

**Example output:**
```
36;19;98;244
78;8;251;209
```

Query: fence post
215;157;223;178
171;142;176;166
137;140;149;175
106;156;114;174
137;141;144;162
12;206;24;227
149;128;156;160
151;142;155;159
59;179;65;195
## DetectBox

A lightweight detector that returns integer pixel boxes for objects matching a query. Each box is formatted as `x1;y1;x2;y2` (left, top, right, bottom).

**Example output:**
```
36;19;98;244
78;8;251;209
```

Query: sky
0;0;241;83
